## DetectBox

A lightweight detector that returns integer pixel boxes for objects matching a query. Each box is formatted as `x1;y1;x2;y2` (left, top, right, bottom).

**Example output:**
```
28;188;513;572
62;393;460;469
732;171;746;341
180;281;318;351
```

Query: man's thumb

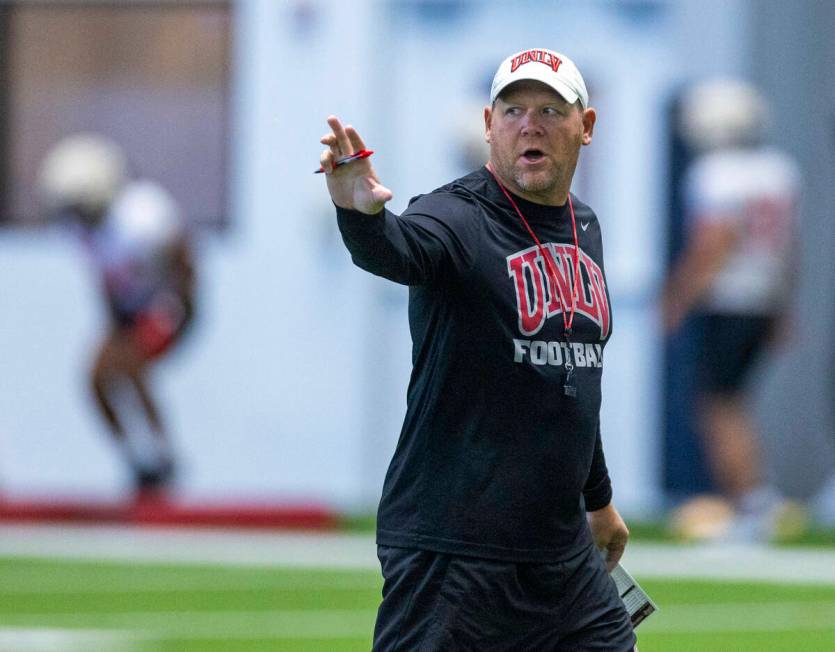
370;181;393;205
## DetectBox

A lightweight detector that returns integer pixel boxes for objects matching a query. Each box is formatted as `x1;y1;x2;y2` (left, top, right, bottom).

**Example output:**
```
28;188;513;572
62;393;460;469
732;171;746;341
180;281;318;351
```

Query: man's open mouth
521;149;545;163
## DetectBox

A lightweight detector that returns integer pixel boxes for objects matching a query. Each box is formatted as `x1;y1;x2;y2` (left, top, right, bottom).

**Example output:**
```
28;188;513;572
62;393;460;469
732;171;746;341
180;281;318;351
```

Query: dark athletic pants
695;313;775;394
373;542;636;651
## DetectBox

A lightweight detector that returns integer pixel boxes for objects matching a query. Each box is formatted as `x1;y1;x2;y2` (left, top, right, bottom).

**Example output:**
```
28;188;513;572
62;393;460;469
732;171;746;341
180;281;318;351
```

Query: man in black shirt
320;48;635;650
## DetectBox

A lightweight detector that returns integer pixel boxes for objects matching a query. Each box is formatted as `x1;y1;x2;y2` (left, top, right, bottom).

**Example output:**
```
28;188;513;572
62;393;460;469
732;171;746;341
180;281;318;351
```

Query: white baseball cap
490;48;588;108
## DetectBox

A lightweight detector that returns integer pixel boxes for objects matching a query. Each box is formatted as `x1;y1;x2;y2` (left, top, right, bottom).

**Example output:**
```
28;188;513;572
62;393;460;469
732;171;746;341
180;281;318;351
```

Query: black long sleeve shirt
337;167;614;562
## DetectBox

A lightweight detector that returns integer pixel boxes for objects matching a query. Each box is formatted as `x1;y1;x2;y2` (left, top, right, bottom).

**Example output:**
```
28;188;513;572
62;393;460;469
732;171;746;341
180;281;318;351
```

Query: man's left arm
584;424;628;571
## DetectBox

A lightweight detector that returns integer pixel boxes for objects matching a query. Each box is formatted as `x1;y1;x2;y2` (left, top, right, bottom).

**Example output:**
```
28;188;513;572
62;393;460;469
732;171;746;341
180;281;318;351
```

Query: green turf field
2;557;835;651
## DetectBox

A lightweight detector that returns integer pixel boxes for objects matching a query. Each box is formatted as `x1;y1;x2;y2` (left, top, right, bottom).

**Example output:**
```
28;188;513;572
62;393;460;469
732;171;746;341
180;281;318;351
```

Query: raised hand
319;116;393;215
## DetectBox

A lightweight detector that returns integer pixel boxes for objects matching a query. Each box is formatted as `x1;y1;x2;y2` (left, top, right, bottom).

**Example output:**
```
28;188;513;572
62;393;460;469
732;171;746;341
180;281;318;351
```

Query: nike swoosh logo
581;221;590;231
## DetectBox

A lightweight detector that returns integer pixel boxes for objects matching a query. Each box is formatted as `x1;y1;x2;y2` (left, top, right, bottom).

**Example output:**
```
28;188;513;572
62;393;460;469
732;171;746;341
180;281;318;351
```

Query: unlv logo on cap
510;50;563;74
507;243;610;339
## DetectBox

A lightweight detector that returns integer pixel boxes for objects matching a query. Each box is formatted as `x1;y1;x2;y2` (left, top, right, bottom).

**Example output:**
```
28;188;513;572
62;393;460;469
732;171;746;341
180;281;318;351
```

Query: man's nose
520;111;545;135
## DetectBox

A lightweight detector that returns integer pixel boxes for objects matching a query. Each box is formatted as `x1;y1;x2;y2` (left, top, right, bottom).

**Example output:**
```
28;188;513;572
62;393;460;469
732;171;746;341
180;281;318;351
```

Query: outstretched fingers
345;125;366;153
319;149;334;174
326;115;353;157
319;131;340;173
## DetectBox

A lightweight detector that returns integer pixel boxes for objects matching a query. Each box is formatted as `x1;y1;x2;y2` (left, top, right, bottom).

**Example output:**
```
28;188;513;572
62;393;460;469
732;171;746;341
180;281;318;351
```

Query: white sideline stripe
4;610;376;640
4;603;835;640
0;525;379;569
0;628;138;651
1;524;835;584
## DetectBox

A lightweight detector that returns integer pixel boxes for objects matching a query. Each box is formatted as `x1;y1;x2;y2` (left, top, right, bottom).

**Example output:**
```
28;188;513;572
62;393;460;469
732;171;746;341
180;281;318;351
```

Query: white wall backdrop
6;0;821;518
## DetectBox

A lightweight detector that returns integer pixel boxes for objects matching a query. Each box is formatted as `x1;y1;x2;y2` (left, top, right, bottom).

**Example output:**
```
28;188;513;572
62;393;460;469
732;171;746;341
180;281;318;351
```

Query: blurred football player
662;80;802;541
37;134;196;497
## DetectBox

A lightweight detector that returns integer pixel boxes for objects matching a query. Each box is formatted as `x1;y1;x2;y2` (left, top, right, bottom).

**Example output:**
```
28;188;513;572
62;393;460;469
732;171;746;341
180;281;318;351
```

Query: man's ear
484;105;493;144
581;107;596;146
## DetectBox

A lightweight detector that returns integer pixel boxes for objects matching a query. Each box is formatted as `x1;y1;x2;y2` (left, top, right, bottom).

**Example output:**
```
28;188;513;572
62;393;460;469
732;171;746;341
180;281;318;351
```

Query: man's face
485;80;595;205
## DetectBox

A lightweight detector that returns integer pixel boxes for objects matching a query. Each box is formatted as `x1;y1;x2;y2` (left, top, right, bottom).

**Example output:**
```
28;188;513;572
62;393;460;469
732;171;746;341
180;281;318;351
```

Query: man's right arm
336;200;477;286
320;116;476;285
336;207;414;284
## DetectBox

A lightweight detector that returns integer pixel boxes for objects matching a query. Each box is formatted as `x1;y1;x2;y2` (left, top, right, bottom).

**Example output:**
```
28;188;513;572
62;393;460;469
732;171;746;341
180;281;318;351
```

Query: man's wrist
335;204;386;232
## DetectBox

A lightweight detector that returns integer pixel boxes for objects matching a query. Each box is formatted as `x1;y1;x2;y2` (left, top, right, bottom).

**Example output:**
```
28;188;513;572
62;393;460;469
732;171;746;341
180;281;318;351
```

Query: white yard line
1;523;835;584
0;628;139;652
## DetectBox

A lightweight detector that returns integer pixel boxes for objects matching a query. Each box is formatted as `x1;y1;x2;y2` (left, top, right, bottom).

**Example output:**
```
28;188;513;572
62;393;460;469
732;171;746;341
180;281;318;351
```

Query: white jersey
684;147;800;315
85;180;184;316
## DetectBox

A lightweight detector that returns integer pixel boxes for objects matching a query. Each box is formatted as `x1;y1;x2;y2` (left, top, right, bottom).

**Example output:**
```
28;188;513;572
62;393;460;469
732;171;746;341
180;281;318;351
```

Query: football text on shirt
507;243;611;339
513;339;604;368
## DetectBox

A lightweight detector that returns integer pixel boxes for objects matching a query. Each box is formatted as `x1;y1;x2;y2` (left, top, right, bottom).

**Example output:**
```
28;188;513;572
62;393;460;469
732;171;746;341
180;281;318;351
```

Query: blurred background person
36;133;196;498
662;79;802;542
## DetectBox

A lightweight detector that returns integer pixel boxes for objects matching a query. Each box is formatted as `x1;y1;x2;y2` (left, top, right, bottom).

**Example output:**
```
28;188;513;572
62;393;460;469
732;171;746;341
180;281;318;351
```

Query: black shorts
373;543;635;651
696;313;775;394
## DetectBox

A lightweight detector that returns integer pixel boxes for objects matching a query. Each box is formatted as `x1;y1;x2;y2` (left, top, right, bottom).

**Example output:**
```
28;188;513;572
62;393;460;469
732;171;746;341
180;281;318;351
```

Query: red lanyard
487;165;581;339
